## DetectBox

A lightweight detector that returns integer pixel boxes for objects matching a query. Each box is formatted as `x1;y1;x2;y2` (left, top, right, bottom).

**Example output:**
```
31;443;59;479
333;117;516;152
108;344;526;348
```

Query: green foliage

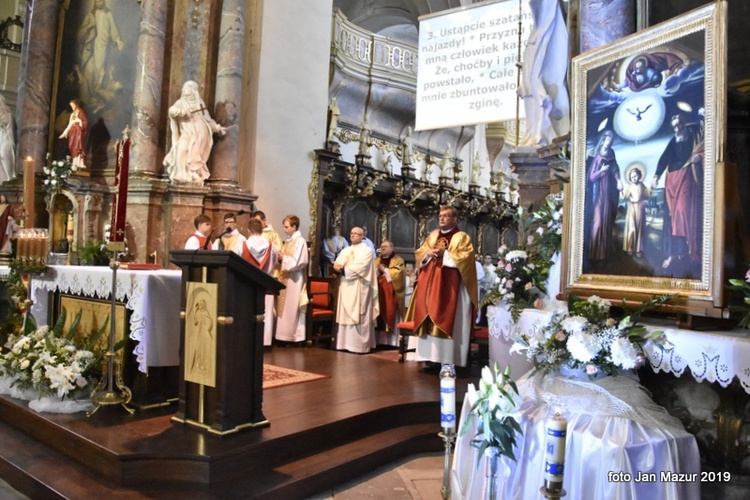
727;274;750;328
460;364;523;465
78;240;109;266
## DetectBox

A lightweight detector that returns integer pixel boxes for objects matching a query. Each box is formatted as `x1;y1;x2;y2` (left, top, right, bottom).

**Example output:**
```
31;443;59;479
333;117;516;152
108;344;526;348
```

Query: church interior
1;0;750;498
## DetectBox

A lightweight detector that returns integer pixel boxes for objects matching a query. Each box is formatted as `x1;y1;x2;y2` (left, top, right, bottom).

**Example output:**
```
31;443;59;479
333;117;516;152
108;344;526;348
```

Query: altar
487;304;750;395
452;371;702;499
29;265;182;374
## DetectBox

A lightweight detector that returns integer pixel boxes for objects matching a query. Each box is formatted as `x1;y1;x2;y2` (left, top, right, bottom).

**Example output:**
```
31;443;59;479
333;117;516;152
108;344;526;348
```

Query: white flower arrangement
43;158;76;194
460;363;523;462
511;295;670;378
0;309;109;399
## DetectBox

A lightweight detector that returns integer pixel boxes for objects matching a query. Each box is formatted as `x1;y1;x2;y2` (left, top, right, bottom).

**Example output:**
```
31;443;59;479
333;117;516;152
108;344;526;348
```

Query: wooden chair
471;326;490;366
396;320;416;363
306;277;337;346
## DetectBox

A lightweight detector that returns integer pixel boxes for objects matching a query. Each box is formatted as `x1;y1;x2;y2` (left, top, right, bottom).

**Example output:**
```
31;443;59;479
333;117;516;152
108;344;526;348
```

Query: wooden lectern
169;250;284;435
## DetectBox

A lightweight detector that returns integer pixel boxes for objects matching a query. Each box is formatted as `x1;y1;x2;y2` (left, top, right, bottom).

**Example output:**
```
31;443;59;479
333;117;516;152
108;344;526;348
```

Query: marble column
16;0;60;167
209;0;246;185
130;0;169;177
580;0;636;53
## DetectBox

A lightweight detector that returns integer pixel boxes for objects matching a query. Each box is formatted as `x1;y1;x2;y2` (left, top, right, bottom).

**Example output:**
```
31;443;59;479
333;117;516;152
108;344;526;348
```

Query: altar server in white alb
275;215;309;345
243;218;278;346
333;227;379;353
212;212;246;255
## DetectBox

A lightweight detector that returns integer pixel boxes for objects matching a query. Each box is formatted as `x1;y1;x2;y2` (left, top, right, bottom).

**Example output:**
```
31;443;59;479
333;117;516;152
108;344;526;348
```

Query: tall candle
544;412;567;494
23;156;35;227
439;364;456;432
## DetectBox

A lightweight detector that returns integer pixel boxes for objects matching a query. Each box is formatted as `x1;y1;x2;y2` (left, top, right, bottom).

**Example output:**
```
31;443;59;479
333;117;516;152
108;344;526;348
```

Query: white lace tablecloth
488;306;750;394
452;372;701;500
29;265;182;373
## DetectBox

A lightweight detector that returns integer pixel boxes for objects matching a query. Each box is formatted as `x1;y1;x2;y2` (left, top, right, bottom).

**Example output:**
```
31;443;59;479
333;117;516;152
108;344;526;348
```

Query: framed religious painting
49;0;140;172
561;3;729;317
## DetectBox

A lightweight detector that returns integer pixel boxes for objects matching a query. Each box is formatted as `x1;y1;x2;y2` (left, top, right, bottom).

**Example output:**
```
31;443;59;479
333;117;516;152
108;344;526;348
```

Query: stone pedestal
509;151;551;208
355;153;371;167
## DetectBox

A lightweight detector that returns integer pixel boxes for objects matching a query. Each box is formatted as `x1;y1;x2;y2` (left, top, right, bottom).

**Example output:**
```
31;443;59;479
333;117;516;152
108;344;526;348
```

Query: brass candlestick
439;430;456;499
88;243;134;416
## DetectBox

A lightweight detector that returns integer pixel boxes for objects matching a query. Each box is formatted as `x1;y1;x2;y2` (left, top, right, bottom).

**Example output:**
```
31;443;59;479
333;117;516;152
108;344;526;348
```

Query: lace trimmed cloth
452;370;701;499
29;265;182;373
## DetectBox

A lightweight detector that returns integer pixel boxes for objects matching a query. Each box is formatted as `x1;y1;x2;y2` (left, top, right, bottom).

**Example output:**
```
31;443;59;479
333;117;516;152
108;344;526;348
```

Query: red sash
196;234;207;249
242;244;271;270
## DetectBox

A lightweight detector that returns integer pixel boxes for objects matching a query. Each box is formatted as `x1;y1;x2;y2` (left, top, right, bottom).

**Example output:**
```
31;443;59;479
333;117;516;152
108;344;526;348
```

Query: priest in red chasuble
405;206;478;367
375;239;406;347
333;227;379;354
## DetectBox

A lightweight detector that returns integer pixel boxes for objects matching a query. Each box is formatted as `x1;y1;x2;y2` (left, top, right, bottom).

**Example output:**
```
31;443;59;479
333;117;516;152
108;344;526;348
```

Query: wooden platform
0;347;477;499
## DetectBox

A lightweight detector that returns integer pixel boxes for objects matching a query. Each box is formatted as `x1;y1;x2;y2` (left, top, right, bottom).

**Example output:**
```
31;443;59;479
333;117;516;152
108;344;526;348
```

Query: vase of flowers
510;295;671;379
460;363;523;500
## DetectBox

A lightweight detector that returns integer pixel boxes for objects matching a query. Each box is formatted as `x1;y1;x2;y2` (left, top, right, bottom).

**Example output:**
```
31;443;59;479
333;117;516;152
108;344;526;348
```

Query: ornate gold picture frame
561;3;727;317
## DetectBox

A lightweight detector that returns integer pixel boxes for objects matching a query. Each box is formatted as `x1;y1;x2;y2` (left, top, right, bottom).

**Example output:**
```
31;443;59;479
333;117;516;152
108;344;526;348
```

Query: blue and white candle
544;412;567;493
439;364;456;431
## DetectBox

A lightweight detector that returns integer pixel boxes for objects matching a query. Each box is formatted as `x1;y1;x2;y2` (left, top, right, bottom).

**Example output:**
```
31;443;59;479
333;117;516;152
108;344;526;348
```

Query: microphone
202;221;229;250
201;210;248;250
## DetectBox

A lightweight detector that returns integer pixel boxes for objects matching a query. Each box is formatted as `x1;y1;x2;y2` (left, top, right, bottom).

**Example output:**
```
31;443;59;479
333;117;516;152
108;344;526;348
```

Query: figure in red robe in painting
651;113;704;270
59;99;89;169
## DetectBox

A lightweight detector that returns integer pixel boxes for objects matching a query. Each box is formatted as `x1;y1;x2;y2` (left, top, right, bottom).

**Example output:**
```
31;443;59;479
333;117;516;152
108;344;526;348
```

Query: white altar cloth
452;372;701;500
489;305;750;395
29;266;182;373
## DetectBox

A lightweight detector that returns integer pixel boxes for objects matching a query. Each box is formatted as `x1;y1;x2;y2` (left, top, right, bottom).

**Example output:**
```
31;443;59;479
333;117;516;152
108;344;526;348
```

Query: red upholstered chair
396;320;416;363
471;326;490;366
307;277;337;346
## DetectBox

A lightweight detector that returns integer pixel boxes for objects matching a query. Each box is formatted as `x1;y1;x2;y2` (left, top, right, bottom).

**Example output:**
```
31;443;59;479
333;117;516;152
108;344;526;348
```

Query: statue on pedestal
164;81;226;183
471;152;484;185
326;97;340;147
59;99;89;169
399;126;415;167
439;144;453;178
358;119;372;156
0;95;15;183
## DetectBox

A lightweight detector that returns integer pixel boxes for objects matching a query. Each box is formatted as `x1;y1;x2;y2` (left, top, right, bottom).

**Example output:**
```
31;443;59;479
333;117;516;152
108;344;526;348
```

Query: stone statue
59;99;89;169
471;152;484;185
327;97;340;144
0;95;16;183
164;81;226;183
440;144;453;177
358;119;372;156
519;0;570;147
399;126;415;167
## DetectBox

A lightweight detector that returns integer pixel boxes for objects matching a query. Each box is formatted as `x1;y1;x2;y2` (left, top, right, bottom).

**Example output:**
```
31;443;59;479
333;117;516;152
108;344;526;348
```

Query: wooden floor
0;346;479;499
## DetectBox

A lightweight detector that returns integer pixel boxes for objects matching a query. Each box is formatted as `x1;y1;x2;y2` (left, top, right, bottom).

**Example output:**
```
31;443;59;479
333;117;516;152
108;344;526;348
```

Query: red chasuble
406;226;477;339
377;256;398;331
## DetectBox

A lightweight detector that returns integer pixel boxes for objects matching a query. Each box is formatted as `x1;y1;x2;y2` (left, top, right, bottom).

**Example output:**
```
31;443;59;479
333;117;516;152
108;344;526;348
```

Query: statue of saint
471;153;484;185
399;126;415;167
440;144;453;177
0;95;15;183
358;119;372;156
59;99;89;169
327;97;340;144
163;81;226;183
